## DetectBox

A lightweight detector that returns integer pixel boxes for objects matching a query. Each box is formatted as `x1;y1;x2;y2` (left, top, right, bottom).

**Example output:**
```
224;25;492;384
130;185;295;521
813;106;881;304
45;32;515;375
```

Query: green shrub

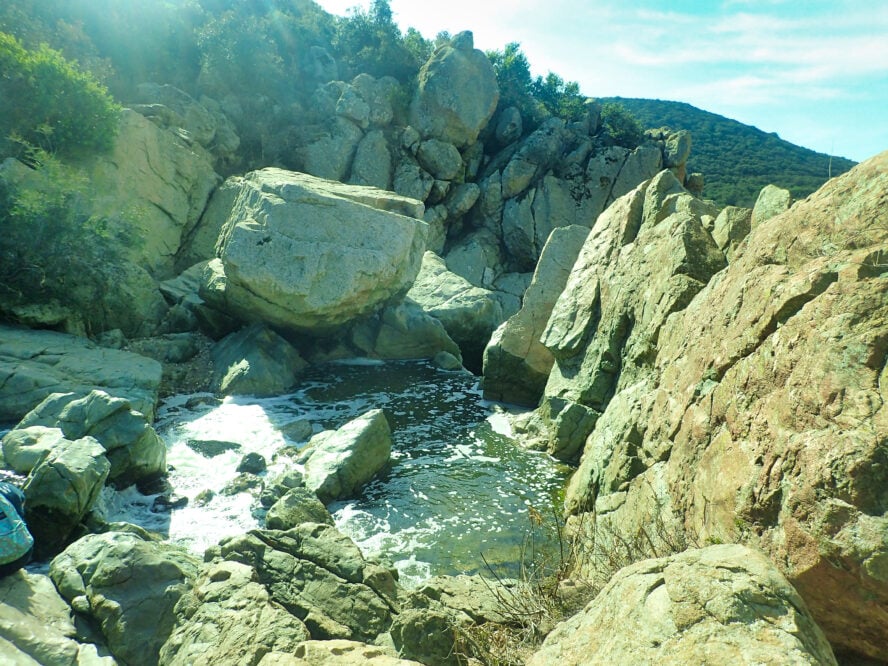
0;148;117;326
0;32;120;158
599;102;645;149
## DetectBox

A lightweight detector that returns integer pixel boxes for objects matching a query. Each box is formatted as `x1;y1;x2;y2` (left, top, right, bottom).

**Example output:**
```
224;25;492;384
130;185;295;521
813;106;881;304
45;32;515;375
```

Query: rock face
409;31;499;148
482;225;589;406
87;109;220;277
527;545;837;666
303;409;392;504
0;570;115;665
537;170;724;462
50;531;200;665
545;152;888;660
212;523;398;642
159;559;311;666
261;640;422;665
0;325;162;422
199;168;428;334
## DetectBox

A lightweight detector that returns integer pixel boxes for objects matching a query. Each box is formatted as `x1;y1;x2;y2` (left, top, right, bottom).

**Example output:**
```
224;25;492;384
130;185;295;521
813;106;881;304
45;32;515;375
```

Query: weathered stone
444;182;480;219
0;570;115;666
416;139;463;181
663;129;692;168
0;326;162;423
211;325;307;396
51;531;200;666
528;545;837;666
159;560;310;666
24;436;110;557
300;117;364;182
176;176;244;270
409;31;499;148
304;410;392;504
349;298;463;362
393;158;434;202
553;153;888;661
16;389;166;486
266;487;334;530
350;73;398;127
495;106;523;146
1;425;67;474
408;252;504;368
86;109;220;277
751;183;792;228
483;225;589;407
712;205;752;261
201;169;427;334
349;130;392;190
215;523;397;642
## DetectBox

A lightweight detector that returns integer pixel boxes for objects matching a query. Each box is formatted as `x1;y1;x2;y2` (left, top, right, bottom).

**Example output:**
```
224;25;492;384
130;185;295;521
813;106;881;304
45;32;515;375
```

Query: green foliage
0;32;120;158
332;0;430;81
0;148;117;320
599;102;645;149
601;97;857;207
487;42;587;128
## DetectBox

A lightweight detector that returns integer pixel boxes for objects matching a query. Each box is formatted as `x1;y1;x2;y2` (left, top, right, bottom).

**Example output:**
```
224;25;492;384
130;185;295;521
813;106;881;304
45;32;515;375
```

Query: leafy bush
599;102;645;149
0;32;120;158
0;148;118;327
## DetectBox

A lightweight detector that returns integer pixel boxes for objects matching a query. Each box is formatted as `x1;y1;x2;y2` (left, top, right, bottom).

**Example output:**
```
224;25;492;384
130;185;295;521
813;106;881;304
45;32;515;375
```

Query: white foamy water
101;361;569;586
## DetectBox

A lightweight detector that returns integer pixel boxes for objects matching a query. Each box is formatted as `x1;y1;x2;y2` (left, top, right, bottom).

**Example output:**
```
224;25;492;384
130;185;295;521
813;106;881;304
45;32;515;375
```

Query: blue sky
314;0;888;162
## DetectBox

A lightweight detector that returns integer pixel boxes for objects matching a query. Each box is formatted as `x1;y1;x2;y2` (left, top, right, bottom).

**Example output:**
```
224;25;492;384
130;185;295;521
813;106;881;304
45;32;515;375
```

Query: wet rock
304;410;392;504
211;325;307;396
237;452;267;474
266;487;334;529
185;438;242;457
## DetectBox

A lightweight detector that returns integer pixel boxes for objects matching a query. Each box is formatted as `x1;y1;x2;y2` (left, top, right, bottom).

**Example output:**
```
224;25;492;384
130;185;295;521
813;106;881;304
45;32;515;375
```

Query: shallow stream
102;360;570;586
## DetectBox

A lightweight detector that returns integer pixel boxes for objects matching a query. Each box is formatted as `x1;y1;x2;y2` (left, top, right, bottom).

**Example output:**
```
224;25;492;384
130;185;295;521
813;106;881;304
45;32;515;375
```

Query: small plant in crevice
458;494;694;665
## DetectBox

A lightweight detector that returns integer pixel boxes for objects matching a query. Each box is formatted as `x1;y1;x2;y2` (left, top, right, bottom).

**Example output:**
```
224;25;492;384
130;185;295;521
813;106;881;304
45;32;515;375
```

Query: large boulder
407;251;504;369
550;152;888;660
527;545;837;666
482;225;589;406
213;523;398;642
210;325;307;396
303;409;392;504
15;389;165;486
23;436;110;557
50;531;201;666
0;570;115;665
409;31;499;148
0;326;162;422
199;169;428;334
159;560;311;665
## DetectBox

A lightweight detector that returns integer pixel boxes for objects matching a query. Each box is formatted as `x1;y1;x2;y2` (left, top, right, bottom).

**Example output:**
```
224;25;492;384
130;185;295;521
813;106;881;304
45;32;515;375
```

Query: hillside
601;97;857;207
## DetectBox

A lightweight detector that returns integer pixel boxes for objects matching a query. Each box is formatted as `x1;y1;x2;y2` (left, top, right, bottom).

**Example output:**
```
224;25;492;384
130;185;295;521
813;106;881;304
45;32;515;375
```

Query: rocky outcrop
14;389;166;486
303;409;392;504
0;570;114;665
527;545;837;666
159;559;311;665
547;152;888;660
0;326;162;422
198;168;428;334
537;170;724;462
409;31;499;148
751;182;792;228
211;324;307;396
87;109;220;278
211;523;398;642
261;640;422;665
482;225;589;406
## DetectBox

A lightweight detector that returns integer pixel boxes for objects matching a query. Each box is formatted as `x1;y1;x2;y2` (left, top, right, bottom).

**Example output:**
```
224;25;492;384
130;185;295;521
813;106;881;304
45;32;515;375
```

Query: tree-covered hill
601;97;857;207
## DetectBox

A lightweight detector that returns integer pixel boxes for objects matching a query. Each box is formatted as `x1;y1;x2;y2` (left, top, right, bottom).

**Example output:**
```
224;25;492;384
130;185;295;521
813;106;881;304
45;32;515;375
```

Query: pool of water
101;360;570;586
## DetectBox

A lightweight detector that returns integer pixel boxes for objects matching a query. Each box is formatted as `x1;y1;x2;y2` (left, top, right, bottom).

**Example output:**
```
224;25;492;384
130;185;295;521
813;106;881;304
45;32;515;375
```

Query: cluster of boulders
0;17;885;665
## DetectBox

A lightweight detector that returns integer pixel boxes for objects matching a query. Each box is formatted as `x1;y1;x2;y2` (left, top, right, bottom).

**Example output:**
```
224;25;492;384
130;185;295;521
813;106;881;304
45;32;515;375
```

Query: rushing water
100;360;570;586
